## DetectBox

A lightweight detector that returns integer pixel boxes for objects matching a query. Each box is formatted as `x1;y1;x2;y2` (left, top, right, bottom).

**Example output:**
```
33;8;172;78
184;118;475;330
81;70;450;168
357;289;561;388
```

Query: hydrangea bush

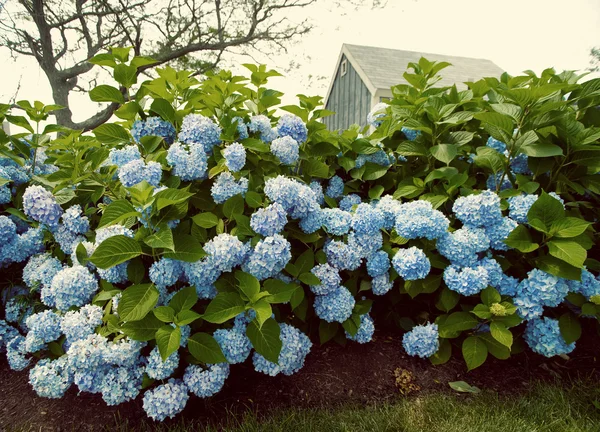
0;50;599;420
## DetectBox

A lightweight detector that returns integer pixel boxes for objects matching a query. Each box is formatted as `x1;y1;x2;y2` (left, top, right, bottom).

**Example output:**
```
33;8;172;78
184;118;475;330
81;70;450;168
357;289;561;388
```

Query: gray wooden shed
323;44;505;130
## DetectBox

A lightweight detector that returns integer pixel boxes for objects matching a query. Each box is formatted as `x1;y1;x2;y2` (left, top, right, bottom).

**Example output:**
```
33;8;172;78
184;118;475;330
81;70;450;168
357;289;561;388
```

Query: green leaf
319;321;339;344
299;272;321;286
174;309;202;326
192;212;219;228
352;138;380;155
150;99;176;124
168;286;197;314
438;312;478;338
98;200;138;228
448;381;481;393
121;313;162;341
245;191;263;208
490;103;522;121
368;185;385;200
242;138;270;153
548;239;587;268
479;333;510;360
90;85;124;103
93;123;130;145
155;188;193;210
236;271;261;302
252;299;272;327
263;279;299;304
295;249;315;275
89;235;142;269
246;318;282;364
559;312;581;344
144;226;174;250
362;162;389;181
527;192;565;230
481;287;501;306
396;141;428;157
5;115;33;133
436;287;460;312
153;306;175;323
187;333;228;364
520;142;563;157
342;314;361;337
473;147;505;173
156;325;181;360
303;159;330;178
430;338;452;365
490;322;513;348
203;292;245;324
551;218;591;238
223;195;245;219
462;336;488;371
430;144;458;165
139;136;163;155
89;53;117;67
118;284;159;322
114;64;137;88
536;255;582;281
163;235;205;262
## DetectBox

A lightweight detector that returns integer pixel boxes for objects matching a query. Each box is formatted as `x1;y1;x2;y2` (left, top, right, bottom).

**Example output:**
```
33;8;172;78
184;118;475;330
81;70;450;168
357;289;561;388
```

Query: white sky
1;0;599;122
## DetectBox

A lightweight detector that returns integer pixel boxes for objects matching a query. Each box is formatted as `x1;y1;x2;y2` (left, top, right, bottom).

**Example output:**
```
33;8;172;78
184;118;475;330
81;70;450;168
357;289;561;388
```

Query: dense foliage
1;49;599;421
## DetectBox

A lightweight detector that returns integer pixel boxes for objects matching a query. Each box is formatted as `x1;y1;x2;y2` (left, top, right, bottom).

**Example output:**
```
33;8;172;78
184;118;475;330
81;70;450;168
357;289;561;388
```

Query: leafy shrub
0;49;599;420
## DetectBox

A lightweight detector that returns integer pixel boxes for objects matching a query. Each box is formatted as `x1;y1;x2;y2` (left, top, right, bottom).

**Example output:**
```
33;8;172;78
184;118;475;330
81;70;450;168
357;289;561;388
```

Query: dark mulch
1;326;599;432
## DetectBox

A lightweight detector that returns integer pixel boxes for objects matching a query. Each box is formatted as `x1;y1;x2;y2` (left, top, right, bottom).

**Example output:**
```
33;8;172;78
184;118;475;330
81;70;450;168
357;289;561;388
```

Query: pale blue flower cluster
143;378;189;421
118;159;162;187
108;145;141;167
101;363;145;406
264;175;320;220
222;142;246;172
149;258;184;289
166;142;208;181
324;239;361;271
325;175;344;198
453;191;503;227
250;203;287;236
0;225;44;266
395;200;449;240
392;247;431;281
29;356;72;399
367;102;388;127
351;203;384;234
313;286;355;323
443;264;489;296
355;150;394;168
401;127;420;141
402;323;439;358
25;310;62;343
0;320;19;352
233;117;249;140
524;317;575;357
485;217;518;251
45;265;99;311
277;114;308;143
309;181;325;205
508;192;564;224
514;269;569;320
23;253;62;290
243;234;291;280
567;269;600;300
348;230;383;259
253;323;312;376
203;233;249;272
132;116;176;145
270;136;299;165
436;227;490;267
321;208;352;235
213;327;252;364
146;346;179;380
22;185;63;226
346;314;375;343
178;114;222;153
486;173;512;191
372;273;393;295
60;304;103;344
183;363;230;398
298;208;323;234
339;194;361;212
62;204;89;234
182;258;220;298
367;250;390;277
310;263;341;295
211;171;248;204
249;115;277;143
6;335;30;370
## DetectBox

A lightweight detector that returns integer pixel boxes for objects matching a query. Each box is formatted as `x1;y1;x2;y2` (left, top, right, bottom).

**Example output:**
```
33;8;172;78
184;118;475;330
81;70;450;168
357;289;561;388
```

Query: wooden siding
324;55;372;130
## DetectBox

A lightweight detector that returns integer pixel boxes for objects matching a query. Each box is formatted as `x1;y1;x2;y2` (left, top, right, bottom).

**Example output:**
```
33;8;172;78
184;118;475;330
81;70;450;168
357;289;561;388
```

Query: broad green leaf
481;287;501;306
150;99;176;124
153;306;175;322
479;333;511;360
436;287;460;312
342;313;361;337
89;235;142;269
118;284;159;322
163;235;206;262
520;142;563;157
263;279;299;304
98;200;139;228
438;311;478;337
246;318;282;364
223;195;245;219
490;322;513;348
430;338;452;365
303;159;330;178
236;271;261;302
114;64;137;88
559;312;581;344
245;191;263;208
430;144;458;165
527;192;565;230
252;299;272;327
154;188;193;210
548;239;587;268
174;309;202;326
203;292;245;324
90;85;124;103
192;212;219;228
462;336;488;371
352;138;380;155
93;123;130;145
156;325;181;360
187;333;228;364
169;286;197;314
551;218;591;238
448;381;481;393
319;321;339;344
299;272;321;286
144;226;175;250
536;255;582;281
121;313;162;341
503;225;539;253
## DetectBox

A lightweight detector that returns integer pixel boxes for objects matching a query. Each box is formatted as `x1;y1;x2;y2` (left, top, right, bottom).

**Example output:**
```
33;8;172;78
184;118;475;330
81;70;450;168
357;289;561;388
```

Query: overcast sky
1;0;599;121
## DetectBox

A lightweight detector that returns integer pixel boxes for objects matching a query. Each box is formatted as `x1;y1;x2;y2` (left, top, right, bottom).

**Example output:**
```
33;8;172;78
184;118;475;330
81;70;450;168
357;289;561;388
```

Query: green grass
118;380;600;432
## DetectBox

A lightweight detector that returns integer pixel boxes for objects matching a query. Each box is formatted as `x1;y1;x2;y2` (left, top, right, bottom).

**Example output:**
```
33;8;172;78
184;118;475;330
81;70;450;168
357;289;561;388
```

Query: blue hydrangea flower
25;310;62;343
402;323;439;358
313;286;355;323
61;205;89;234
510;153;531;175
270;136;299;165
497;274;519;297
392;247;431;281
53;224;85;254
5;298;32;327
0;215;17;240
436;227;490;267
107;145;142;167
211;171;248;204
479;257;503;288
367;250;390;277
29;356;72;399
507;194;538;224
95;224;134;244
401;127;420;141
204;234;249;272
23;254;62;290
309;263;341;295
524;317;575;357
348;230;383;258
485;217;518;251
250;203;287;236
514;269;569;320
325;175;344;199
131;116;176;145
346;314;375;343
183;363;229;398
486;137;507;153
100;363;144;406
24;333;46;353
222;142;246;172
395;200;449;240
367;102;388;127
443;264;489;296
299;209;323;234
0;320;20;352
309;181;324;205
249;115;277;143
149;258;184;289
376;195;402;229
339;194;362;212
324;240;361;271
233;310;257;330
351;203;384;235
213;327;252;364
355;150;393;168
142;378;189;422
60;304;103;344
22;185;63;226
0;185;11;204
243;234;291;280
567;269;600;300
453;190;503;228
166;142;208;181
6;335;30;370
486;173;513;191
145;346;179;380
321;208;352;236
252;323;312;376
263;176;319;220
47;266;99;311
0;226;45;266
178;114;222;152
233;117;249;140
372;273;393;295
118;159;162;187
183;257;222;288
277;114;308;144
